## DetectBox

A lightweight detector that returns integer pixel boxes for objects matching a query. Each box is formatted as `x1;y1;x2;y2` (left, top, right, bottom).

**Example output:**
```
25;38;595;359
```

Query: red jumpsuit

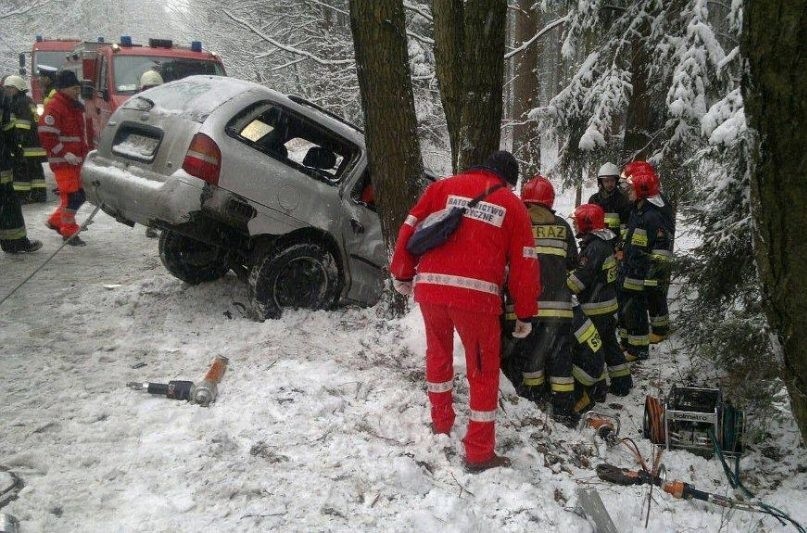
37;91;88;238
390;169;540;464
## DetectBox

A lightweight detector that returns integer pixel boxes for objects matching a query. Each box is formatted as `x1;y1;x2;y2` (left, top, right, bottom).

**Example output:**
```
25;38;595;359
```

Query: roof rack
287;95;363;134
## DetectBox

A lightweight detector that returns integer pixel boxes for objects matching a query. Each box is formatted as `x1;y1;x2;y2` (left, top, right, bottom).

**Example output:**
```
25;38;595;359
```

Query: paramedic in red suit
390;151;540;473
37;70;89;246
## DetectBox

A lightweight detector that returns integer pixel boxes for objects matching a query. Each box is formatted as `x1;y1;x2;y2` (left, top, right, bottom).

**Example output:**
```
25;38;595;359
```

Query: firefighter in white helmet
139;70;164;91
588;162;632;243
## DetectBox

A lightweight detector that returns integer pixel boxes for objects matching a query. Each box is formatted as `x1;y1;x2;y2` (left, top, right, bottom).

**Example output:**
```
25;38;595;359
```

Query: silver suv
84;75;424;319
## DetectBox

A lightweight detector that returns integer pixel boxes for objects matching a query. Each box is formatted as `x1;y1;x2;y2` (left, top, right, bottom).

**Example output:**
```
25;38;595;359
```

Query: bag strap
464;183;506;211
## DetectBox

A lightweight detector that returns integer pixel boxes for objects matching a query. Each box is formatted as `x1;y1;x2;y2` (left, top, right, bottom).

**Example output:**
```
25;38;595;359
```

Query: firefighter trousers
0;169;29;252
588;314;630;381
617;287;650;361
420;302;502;464
570;313;606;412
514;318;575;405
646;282;670;338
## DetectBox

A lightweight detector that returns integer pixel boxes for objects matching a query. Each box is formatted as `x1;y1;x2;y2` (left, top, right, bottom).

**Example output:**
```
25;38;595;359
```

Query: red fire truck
65;36;226;148
28;36;81;105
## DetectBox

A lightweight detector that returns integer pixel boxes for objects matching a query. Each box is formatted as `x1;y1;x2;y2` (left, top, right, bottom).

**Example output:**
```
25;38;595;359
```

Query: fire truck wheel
159;230;231;284
248;242;341;320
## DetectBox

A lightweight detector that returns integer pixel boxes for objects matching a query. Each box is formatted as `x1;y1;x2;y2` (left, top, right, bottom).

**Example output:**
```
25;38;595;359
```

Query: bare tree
742;0;807;444
349;0;424;316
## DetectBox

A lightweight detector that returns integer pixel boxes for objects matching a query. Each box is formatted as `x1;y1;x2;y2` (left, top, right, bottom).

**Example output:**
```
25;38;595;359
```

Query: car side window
227;101;358;184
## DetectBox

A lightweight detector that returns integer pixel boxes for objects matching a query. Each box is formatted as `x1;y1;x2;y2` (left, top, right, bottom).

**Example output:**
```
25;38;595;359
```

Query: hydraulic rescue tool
127;355;229;406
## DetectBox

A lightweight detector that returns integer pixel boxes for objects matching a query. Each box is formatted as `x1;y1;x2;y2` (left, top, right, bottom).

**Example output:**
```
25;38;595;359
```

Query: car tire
249;242;340;320
159;230;231;284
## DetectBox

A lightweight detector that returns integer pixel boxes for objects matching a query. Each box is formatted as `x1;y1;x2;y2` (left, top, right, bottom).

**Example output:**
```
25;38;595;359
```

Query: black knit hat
54;70;80;89
480;150;519;185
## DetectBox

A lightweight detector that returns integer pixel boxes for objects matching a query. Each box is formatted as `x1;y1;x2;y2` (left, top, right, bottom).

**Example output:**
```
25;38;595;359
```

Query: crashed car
83;75;429;319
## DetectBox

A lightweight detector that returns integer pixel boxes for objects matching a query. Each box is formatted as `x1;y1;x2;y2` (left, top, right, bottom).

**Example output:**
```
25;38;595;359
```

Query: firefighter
0;86;42;254
390;150;540;472
568;203;633;397
3;75;48;203
588;162;632;243
38;70;89;246
622;161;676;344
504;175;580;427
617;165;673;361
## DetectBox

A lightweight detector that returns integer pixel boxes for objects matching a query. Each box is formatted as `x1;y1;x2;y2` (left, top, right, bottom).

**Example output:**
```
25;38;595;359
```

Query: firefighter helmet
522;175;555;208
597;162;620;179
3;75;27;92
572;203;606;234
625;170;660;200
139;70;164;89
621;160;655;179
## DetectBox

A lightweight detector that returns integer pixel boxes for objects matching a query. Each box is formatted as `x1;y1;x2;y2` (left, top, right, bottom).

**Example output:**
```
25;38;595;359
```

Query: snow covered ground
1;185;805;532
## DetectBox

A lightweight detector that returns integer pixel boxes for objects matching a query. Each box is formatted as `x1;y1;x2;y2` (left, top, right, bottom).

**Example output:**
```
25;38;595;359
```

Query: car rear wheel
249;242;340;320
159;230;231;284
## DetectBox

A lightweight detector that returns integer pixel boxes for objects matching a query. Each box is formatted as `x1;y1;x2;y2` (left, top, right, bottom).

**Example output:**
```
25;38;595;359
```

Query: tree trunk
457;0;508;171
742;0;807;445
510;0;542;177
433;0;465;172
349;0;424;316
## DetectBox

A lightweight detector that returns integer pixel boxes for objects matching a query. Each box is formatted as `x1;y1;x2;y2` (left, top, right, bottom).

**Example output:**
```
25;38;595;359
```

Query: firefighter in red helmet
502;175;581;426
617;164;674;360
568;203;633;398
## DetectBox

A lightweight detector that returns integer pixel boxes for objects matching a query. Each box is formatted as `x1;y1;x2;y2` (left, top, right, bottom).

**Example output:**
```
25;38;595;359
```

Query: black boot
552;392;580;428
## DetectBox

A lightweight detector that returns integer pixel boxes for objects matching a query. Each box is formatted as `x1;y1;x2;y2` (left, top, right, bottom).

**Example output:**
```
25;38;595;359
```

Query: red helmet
626;170;660;199
522;175;555;208
572;203;606;234
621;160;655;179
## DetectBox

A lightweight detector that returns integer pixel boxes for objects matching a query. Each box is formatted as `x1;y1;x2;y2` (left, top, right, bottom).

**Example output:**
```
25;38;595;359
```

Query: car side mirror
80;81;94;100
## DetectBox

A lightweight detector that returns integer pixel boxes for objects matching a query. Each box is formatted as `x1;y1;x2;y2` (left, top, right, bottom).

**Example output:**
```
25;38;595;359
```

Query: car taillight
182;133;221;185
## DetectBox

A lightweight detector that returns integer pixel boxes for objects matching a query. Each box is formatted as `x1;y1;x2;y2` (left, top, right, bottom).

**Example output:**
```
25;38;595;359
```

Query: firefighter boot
591;379;608;403
609;375;633;397
551;392;580;428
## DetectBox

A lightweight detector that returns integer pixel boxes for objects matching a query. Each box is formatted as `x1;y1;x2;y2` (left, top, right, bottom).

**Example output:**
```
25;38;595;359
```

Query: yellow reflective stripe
567;273;585;293
522;370;545;386
608;363;631;378
651;249;673;261
572;365;599;386
650;315;670;327
13;183;32;192
12;121;32;130
644;279;658;287
627;334;650;347
23;147;47;157
0;171;12;184
505;312;516;320
602;256;617;270
580;299;618;316
0;227;27;239
604;213;620;228
623;278;644;291
549;376;574;392
536;309;574;318
631;229;648;247
536;246;567;257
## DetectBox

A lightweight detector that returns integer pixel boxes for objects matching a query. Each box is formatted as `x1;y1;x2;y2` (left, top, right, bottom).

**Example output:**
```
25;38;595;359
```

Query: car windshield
113;55;224;94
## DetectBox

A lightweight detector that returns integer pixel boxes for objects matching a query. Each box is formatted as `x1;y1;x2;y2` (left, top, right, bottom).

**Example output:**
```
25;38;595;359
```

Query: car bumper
82;152;205;227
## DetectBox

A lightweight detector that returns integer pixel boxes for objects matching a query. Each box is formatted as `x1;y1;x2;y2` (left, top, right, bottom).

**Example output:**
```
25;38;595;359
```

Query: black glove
609;375;633;397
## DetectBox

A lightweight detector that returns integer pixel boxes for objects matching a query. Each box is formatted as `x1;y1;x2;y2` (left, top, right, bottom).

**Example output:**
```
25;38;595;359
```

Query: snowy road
1;198;805;532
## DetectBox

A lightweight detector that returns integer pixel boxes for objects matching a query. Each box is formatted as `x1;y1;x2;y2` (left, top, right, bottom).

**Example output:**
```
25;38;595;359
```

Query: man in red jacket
390;150;540;473
38;70;88;246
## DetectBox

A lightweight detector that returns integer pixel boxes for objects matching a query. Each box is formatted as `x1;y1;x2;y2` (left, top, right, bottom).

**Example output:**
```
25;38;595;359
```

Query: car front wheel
159;230;231;284
249;242;340;320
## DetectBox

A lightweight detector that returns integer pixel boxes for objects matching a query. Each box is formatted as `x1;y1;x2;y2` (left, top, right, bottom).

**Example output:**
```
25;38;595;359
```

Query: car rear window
123;77;238;119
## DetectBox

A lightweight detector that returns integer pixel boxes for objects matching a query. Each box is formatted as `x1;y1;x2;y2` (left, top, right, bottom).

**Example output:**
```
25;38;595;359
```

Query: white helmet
597;162;620;178
139;70;164;89
4;75;27;92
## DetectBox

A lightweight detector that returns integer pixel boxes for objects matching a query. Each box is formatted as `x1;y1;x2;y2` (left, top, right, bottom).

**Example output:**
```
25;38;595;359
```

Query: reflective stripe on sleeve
623;277;644;291
58;136;82;142
52;142;64;155
12;120;32;130
38;125;60;135
567;273;585;293
651;249;673;261
604;213;620;228
23;147;47;157
522;369;545;386
414;273;500;296
404;214;418;227
0;170;12;184
426;380;453;393
580;298;618;316
572;365;599;386
49;157;66;164
469;409;496;422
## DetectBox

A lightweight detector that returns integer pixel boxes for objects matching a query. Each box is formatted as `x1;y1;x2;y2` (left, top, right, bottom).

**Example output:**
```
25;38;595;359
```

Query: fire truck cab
66;36;226;148
27;37;82;105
